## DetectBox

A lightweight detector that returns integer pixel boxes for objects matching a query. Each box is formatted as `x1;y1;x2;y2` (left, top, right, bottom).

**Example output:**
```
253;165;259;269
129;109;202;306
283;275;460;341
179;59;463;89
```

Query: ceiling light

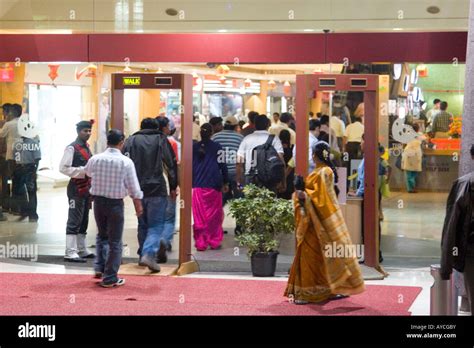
123;66;132;72
392;28;403;31
218;29;228;33
427;6;440;14
303;29;314;32
165;8;178;16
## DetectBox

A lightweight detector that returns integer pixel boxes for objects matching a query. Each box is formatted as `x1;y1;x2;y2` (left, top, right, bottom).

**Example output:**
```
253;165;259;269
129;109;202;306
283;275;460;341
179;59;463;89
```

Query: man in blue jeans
85;129;143;288
123;118;178;272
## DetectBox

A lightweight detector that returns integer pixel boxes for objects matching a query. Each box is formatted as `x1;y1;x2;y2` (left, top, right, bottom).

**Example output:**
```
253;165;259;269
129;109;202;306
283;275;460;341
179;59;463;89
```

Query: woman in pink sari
192;123;229;251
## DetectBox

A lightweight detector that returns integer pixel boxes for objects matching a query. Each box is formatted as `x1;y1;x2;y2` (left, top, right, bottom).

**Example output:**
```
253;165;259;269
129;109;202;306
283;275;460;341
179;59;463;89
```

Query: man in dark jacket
123;118;178;272
441;145;474;314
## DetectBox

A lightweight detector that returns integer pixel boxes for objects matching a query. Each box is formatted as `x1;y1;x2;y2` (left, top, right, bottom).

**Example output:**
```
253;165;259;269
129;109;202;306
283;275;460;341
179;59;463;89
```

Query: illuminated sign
155;77;173;86
350;78;367;87
319;78;336;87
123;77;141;86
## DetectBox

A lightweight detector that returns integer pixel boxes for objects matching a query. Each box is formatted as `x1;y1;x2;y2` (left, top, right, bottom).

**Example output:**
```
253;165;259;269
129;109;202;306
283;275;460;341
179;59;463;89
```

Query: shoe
77;234;95;258
294;299;309;305
99;278;125;288
223;230;228;234
156;240;167;264
94;272;103;279
140;255;161;272
64;256;87;263
17;215;28;222
379;251;384;263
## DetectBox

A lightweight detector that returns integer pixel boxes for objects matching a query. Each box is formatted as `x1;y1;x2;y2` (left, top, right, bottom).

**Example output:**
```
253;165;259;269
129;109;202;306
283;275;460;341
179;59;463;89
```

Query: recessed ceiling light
427;6;440;14
218;29;228;33
303;29;314;32
393;28;403;31
165;8;178;16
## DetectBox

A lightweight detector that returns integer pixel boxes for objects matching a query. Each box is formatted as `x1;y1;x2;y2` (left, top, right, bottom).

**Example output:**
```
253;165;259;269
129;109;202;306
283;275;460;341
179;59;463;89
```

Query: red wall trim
326;32;467;63
0;34;89;62
88;34;327;63
0;32;468;63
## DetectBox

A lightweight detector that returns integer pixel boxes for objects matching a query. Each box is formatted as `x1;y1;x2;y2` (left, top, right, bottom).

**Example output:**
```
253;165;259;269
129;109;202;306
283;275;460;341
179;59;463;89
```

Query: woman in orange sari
285;141;365;304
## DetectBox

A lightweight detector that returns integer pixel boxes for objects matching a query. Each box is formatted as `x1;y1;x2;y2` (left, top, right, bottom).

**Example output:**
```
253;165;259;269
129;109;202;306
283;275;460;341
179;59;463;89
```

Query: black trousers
13;164;38;219
0;156;9;209
463;256;474;314
66;181;90;235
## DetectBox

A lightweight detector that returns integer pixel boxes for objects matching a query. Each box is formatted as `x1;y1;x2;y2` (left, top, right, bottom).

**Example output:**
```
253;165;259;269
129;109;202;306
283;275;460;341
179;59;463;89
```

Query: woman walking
401;124;424;193
285;141;365;304
192;123;229;251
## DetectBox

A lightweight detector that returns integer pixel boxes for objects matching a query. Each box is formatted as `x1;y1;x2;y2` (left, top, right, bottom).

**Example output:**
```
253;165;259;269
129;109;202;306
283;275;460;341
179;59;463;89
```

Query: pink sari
192;188;224;250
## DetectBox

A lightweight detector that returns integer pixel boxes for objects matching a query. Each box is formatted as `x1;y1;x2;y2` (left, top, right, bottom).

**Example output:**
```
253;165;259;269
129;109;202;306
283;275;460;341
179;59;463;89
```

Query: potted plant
228;184;294;277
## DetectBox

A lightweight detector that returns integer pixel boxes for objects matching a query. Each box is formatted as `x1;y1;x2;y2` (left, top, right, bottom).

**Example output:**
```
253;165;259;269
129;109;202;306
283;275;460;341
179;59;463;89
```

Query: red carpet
0;273;421;316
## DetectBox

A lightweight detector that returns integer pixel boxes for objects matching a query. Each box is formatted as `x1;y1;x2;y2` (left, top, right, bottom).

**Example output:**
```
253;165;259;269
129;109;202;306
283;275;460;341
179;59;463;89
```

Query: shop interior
0;61;465;271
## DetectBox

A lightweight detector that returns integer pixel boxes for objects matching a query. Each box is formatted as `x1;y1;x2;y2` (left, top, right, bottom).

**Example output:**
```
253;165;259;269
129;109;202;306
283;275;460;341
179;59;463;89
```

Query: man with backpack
236;114;285;192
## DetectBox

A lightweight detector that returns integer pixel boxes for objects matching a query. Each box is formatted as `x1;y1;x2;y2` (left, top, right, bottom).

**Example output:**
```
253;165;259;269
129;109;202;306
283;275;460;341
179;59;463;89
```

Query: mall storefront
0;32;468;274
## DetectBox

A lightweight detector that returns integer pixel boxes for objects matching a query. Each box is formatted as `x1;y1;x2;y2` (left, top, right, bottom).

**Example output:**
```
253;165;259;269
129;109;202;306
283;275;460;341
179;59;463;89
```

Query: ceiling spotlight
218;29;228;33
303;29;314;32
123;66;132;72
165;8;179;16
427;6;440;14
156;67;163;73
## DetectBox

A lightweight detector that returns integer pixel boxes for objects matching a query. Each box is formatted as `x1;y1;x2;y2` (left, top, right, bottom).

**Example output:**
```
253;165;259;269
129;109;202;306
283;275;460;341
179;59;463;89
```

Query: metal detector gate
111;73;197;275
296;74;385;275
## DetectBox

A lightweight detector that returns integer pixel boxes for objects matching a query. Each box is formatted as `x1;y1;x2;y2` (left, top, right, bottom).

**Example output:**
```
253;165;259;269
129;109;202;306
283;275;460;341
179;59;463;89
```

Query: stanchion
430;264;458;315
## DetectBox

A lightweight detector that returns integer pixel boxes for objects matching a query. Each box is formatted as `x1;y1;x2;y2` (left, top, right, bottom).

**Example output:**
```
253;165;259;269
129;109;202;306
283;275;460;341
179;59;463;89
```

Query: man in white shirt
343;115;365;161
330;114;345;151
269;112;296;145
85;129;143;288
192;115;201;142
59;120;96;262
288;119;321;174
236;114;284;188
426;98;441;129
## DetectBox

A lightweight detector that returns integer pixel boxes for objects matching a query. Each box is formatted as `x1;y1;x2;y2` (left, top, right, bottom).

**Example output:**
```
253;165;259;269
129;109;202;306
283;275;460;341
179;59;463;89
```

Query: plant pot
250;251;279;277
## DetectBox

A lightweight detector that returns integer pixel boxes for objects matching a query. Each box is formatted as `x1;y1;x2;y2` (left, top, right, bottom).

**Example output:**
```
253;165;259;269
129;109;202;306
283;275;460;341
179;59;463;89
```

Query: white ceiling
0;0;470;33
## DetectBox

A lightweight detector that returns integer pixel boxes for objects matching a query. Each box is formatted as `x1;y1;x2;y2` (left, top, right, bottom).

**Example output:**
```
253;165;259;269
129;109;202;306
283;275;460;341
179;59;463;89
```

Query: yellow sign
123;77;141;86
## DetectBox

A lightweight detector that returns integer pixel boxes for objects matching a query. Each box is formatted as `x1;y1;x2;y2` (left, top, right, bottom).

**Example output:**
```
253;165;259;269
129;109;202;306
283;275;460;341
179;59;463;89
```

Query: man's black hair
309;119;321;131
280;112;292;124
320;115;330;125
255;114;269;130
140;117;158;130
107;129;125;146
247;111;258;124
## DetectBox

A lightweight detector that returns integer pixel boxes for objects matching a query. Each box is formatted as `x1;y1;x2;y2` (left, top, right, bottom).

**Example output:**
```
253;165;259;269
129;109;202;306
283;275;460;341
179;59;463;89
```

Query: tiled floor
0;185;461;316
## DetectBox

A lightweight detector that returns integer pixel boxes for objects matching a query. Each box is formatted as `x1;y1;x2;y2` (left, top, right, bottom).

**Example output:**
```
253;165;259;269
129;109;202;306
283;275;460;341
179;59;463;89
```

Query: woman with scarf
192;123;229;251
285;141;365;304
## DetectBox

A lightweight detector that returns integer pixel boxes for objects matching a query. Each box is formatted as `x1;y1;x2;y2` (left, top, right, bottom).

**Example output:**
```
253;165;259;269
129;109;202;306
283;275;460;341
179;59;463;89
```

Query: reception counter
389;147;459;192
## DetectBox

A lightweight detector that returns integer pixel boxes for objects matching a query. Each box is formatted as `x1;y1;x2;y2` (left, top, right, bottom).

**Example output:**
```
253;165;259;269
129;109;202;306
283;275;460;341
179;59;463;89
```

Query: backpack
250;135;285;188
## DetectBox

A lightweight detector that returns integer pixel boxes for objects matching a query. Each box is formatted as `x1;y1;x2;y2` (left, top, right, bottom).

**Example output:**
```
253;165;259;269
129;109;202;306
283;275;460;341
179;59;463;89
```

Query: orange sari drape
284;165;365;303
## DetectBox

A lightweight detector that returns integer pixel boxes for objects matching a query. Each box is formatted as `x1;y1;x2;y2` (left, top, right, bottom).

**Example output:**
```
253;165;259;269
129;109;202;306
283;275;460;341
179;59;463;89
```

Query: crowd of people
4;97;462;305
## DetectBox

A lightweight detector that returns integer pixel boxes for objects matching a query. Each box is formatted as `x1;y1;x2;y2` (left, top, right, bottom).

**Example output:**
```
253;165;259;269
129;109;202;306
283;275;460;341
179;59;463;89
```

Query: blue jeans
137;196;168;258
406;171;419;192
162;196;176;249
93;197;124;284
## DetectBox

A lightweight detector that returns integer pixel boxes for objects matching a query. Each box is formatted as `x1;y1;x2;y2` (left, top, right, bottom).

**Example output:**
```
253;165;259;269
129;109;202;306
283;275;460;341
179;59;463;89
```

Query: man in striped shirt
85;129;143;288
211;115;244;206
431;101;453;138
